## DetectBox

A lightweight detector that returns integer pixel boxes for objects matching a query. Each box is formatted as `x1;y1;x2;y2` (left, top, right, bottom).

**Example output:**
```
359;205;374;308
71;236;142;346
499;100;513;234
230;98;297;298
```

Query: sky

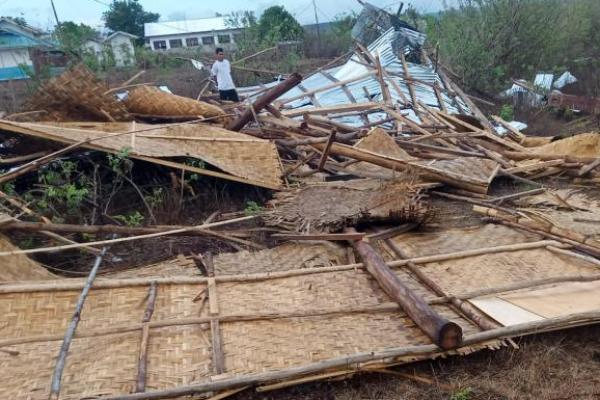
0;0;453;32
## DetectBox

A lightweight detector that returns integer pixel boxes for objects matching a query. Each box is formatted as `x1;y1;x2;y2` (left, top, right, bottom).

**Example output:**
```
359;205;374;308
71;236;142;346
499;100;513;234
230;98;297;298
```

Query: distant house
144;17;242;52
0;18;55;80
84;31;137;67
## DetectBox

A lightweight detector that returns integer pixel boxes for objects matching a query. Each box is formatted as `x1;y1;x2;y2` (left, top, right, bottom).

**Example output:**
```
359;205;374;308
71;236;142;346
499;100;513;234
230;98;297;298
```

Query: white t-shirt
211;60;236;91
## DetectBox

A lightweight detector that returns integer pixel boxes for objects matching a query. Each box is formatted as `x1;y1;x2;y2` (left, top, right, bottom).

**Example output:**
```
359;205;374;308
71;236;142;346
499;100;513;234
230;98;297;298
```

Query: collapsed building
0;3;599;400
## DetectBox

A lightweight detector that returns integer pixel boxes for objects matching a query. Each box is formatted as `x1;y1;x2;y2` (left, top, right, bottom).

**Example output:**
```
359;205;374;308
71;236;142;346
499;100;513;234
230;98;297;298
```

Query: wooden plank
211;320;225;374
469;297;544;326
136;281;158;393
208;278;219;316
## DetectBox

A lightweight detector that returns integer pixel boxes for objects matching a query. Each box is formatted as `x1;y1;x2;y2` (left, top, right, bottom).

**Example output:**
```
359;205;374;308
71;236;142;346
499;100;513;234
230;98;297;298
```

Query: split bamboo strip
135;281;157;393
0;240;567;294
0;215;257;256
97;311;600;400
48;246;110;400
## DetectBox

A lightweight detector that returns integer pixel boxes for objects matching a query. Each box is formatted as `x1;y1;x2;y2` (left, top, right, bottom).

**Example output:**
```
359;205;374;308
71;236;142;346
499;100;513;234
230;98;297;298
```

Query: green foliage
450;388;473;400
1;182;16;196
499;104;514;121
257;6;303;45
103;0;159;38
183;159;205;183
55;21;98;53
33;160;91;216
144;187;165;209
113;210;144;226
430;0;600;93
244;201;264;216
107;147;133;176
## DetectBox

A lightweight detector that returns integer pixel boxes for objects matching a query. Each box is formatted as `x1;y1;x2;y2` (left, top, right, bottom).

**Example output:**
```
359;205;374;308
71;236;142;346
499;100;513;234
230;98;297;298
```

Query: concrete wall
0;48;32;80
147;29;240;52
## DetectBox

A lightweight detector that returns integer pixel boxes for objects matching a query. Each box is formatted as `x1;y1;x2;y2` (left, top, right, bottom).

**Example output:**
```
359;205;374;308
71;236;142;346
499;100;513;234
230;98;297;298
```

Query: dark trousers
219;89;239;102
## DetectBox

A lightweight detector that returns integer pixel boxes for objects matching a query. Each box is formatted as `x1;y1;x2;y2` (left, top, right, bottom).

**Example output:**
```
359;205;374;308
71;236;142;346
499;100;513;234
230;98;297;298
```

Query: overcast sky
1;0;453;31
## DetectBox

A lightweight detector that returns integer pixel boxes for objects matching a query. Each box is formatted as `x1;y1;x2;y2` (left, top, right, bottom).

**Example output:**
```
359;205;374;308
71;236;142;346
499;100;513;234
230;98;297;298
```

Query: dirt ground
230;325;600;400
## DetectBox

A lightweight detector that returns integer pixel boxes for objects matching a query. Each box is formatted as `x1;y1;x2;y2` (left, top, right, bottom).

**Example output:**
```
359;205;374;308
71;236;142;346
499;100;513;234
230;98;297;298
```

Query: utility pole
50;0;61;26
312;0;321;53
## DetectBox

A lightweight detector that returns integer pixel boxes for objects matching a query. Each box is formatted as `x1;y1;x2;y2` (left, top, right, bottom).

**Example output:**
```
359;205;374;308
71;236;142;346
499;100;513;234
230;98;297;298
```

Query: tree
55;21;98;53
102;0;159;38
256;6;303;45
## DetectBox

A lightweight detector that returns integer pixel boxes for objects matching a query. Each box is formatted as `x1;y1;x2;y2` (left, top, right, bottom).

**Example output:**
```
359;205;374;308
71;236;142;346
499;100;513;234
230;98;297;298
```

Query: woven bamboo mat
1;225;599;399
24;64;130;122
0;234;55;282
124;86;227;121
0;121;283;189
213;241;348;275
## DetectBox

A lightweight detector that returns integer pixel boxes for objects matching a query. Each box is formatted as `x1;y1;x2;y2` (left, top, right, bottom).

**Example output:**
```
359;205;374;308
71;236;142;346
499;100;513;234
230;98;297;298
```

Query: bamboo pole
348;230;463;350
0;215;258;256
96;310;600;400
0;240;566;294
48;245;110;400
317;129;337;171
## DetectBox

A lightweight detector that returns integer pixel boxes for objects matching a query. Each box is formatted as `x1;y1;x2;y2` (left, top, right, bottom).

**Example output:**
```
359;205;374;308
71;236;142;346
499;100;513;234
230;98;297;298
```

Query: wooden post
227;73;303;131
346;229;463;350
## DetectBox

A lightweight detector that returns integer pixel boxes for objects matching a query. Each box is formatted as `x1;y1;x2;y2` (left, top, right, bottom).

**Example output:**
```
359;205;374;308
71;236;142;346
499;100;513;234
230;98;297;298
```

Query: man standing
211;47;239;102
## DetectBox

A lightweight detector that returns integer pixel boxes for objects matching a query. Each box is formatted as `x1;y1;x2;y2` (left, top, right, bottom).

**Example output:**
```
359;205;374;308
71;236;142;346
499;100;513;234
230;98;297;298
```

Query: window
153;40;167;50
169;39;183;48
202;36;215;45
186;37;199;47
217;34;231;44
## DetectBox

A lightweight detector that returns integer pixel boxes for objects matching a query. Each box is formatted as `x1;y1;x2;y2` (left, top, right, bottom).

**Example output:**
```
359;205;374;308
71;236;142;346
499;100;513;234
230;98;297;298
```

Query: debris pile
0;2;599;399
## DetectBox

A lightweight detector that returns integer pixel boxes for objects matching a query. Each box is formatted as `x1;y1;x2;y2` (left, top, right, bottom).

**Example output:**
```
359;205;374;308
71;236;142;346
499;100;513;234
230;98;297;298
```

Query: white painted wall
108;34;136;67
0;48;31;68
148;29;240;52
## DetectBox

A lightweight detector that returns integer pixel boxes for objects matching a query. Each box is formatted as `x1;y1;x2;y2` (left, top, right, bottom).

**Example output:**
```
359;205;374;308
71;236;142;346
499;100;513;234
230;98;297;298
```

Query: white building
144;17;242;52
84;31;137;67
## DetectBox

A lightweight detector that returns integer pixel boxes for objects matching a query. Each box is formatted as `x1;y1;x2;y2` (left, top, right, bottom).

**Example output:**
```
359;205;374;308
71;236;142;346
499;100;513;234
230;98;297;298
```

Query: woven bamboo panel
414;157;499;187
213;241;349;275
346;128;415;178
146;326;212;390
3;121;283;188
105;256;200;279
386;224;539;259
221;306;479;375
0;234;55;282
415;248;599;297
265;180;428;232
124;86;227;121
534;132;600;157
24;64;130;122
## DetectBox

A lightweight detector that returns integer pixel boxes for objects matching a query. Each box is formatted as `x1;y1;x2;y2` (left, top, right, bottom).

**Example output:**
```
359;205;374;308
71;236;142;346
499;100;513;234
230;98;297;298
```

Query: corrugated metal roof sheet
144;17;232;38
553;71;577;89
534;73;554;91
239;26;473;128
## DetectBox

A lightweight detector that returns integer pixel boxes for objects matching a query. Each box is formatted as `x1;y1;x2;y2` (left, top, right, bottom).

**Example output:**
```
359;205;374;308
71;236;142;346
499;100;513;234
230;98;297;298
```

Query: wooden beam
347;229;463;350
317;129;337;170
271;232;365;241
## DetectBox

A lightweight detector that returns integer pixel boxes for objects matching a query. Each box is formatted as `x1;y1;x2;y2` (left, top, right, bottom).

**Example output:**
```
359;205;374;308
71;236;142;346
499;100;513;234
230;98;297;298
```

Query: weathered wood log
228;73;303;131
347;230;463;350
48;245;110;400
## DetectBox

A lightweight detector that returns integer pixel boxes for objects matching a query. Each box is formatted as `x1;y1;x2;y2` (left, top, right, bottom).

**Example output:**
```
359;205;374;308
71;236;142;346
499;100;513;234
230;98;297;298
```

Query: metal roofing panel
534;73;554;91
